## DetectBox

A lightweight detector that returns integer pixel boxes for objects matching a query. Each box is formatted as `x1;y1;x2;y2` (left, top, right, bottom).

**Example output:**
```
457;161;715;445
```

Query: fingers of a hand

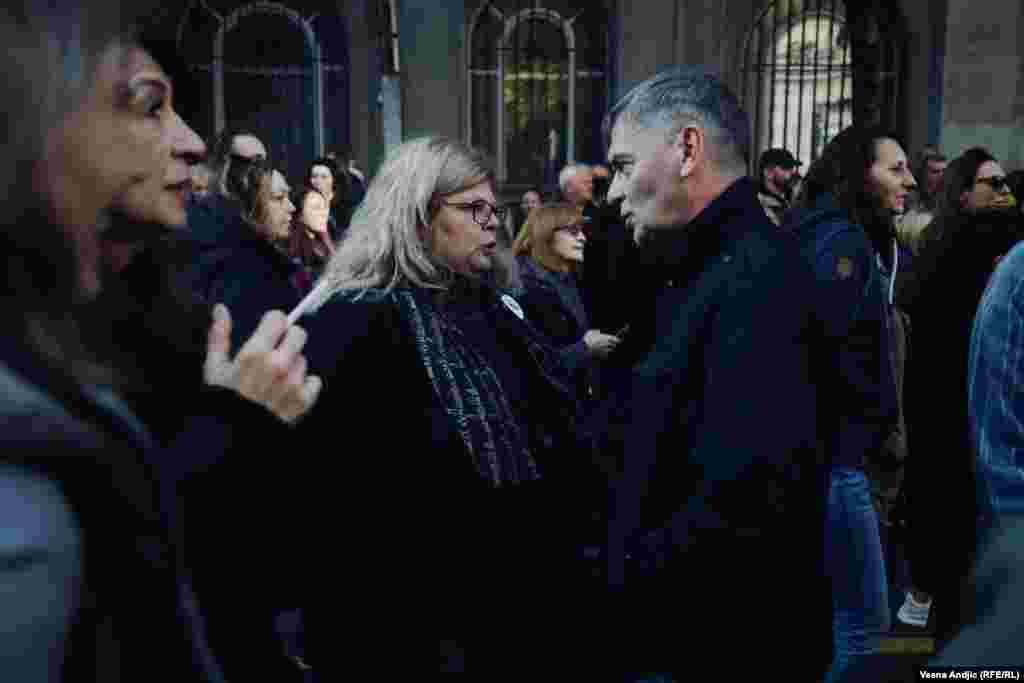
274;372;323;424
300;374;324;416
236;321;305;400
240;310;289;357
264;358;307;421
237;347;293;403
204;304;233;380
266;354;308;411
275;324;309;365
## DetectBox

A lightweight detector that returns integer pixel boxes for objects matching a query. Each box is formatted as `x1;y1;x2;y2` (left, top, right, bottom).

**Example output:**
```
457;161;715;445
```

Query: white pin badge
501;294;525;321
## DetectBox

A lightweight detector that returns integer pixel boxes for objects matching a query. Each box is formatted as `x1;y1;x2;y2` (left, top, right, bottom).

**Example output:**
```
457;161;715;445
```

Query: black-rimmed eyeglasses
438;200;507;227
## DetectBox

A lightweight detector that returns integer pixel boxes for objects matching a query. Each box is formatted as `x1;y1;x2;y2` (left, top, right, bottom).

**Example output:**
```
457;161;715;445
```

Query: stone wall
941;0;1024;169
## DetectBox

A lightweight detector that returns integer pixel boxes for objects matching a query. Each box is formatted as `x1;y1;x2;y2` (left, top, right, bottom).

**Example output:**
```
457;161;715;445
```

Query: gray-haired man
596;66;830;680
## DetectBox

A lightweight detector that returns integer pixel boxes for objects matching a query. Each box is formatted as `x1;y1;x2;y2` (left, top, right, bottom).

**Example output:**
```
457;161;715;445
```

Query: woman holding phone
513;202;620;403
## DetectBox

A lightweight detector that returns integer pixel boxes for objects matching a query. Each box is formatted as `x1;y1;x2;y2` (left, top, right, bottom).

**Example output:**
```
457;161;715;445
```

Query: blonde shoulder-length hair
513;202;584;274
308;136;495;310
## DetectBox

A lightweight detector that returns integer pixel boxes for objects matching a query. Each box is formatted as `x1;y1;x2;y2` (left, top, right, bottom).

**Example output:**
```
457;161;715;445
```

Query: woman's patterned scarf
391;287;540;488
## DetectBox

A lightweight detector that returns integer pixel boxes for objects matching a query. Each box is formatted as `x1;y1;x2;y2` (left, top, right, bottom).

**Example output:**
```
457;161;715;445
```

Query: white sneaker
896;591;932;627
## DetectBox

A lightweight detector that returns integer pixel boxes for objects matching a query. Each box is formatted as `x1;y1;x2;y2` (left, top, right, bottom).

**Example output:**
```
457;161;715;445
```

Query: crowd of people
2;2;1024;681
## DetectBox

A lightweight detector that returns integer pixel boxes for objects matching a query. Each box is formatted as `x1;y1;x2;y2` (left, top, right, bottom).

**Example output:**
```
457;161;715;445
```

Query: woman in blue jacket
786;125;916;682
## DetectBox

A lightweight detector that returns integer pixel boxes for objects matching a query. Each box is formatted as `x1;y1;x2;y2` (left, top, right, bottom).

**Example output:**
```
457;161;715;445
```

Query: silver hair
603;66;751;173
558;164;591;194
308;136;501;310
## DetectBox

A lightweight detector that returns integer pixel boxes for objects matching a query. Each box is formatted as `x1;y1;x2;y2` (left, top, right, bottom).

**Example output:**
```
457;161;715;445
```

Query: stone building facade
164;1;1024;194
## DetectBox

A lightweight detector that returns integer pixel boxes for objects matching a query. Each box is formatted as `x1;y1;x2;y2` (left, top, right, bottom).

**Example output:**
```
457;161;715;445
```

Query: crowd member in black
895;147;1024;643
598;66;831;681
288;187;335;293
757;147;802;226
188;128;268;242
572;165;638;341
84;36;325;681
514;202;620;403
188;160;305;349
0;3;319;680
296;136;602;677
306;155;355;242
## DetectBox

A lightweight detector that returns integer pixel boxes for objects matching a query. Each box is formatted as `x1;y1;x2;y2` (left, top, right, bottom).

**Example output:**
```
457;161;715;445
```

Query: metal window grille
468;1;609;187
377;0;400;75
177;1;351;170
740;0;852;171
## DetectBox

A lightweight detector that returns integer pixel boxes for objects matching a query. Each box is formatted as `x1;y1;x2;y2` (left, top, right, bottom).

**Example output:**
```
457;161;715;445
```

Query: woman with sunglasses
513;202;621;403
296;136;602;676
895;147;1024;641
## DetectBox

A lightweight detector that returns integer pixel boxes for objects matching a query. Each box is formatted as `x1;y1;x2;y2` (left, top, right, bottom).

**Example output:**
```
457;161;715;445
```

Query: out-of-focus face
429;181;500;276
866;138;916;214
521;190;542;214
301;190;330;235
925;159;947;196
231;135;266;162
566;169;594;205
766;166;798;194
259;170;295;240
551;221;587;265
38;44;180;294
963;160;1013;212
309;164;334;196
606;119;685;242
112;59;207;229
191;166;212;200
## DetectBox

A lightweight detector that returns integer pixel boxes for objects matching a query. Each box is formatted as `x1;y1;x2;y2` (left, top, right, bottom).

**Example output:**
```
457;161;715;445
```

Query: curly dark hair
794;125;905;254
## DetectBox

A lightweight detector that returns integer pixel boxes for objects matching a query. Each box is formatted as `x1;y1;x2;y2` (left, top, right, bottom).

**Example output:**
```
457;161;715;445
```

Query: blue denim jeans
825;467;890;683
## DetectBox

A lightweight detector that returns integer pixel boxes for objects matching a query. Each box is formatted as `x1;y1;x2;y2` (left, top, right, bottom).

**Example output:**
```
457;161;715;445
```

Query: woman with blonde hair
514;203;620;401
297;135;600;676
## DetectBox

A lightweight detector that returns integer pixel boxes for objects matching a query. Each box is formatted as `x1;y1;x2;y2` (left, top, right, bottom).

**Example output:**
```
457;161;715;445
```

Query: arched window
468;1;611;186
177;1;350;184
739;0;852;169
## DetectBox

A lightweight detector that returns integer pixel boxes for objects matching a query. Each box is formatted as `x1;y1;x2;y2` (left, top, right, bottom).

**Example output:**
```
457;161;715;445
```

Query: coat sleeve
519;280;590;372
0;463;81;683
969;251;1024;519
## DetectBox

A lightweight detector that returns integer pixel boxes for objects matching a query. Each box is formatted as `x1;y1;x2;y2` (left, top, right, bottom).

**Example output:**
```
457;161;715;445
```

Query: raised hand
204;304;323;423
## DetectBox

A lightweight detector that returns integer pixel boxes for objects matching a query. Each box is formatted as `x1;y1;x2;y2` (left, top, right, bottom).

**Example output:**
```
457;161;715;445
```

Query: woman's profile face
39;44;173;294
866;138;916;214
259;170;296;241
301;190;330;235
309;164;334;196
551;221;587;265
110;57;206;230
962;160;1013;212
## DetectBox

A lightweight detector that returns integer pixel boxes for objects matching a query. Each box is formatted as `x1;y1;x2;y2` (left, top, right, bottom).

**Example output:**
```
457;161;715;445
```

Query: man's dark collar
759;181;789;206
640;176;761;273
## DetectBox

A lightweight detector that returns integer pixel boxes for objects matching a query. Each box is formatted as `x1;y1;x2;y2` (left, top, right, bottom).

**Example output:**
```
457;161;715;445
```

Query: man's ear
675;125;703;179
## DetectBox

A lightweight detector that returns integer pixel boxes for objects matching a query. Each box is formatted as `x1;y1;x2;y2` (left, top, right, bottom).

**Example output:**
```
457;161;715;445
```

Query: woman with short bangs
298;136;600;676
514;202;620;401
